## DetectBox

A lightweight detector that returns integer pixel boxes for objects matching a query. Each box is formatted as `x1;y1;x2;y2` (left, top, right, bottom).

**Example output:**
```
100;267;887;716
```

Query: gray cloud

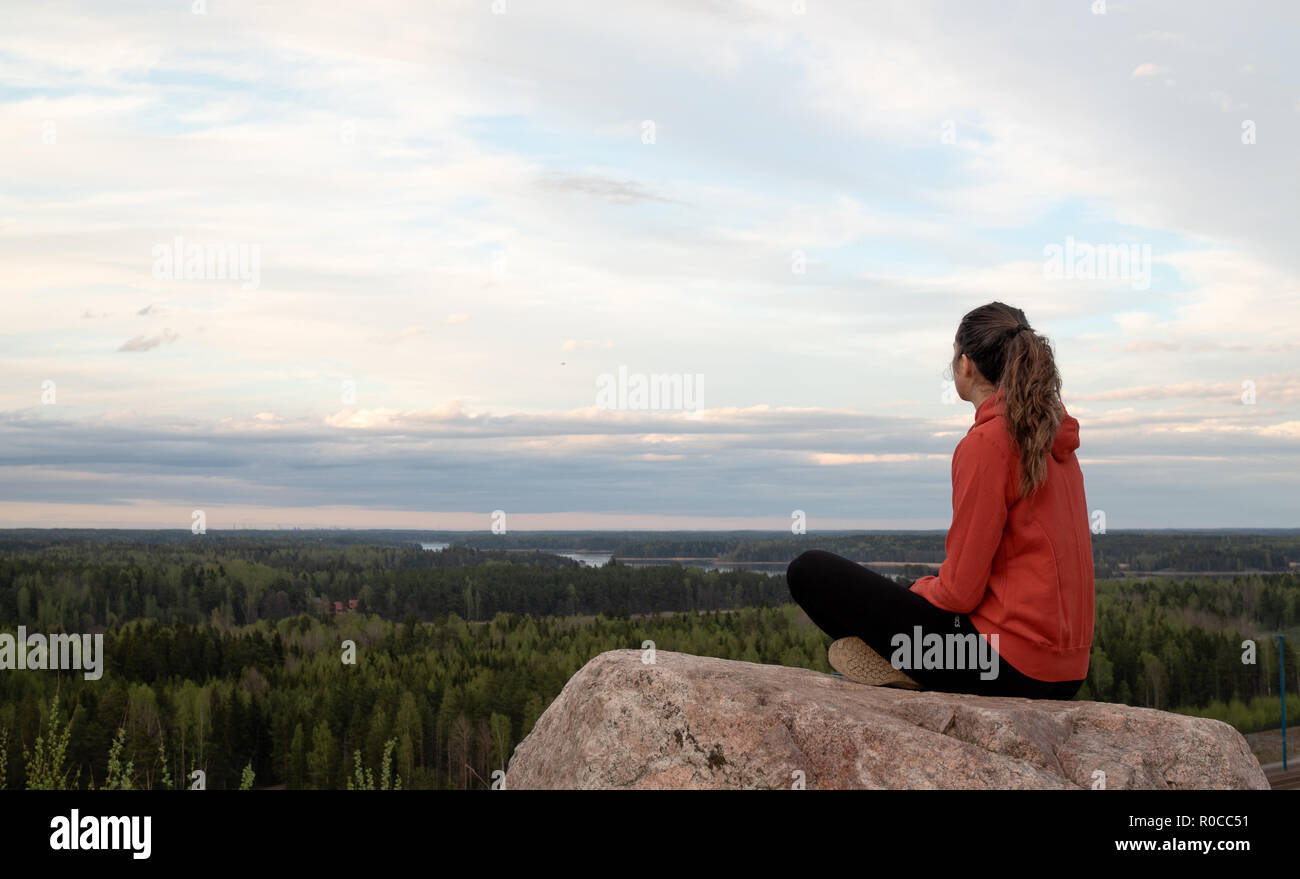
117;329;178;352
535;173;687;206
2;1;1297;527
1;403;1296;526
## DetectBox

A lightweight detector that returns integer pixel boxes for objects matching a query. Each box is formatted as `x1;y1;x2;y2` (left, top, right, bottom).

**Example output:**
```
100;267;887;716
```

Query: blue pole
1278;634;1287;771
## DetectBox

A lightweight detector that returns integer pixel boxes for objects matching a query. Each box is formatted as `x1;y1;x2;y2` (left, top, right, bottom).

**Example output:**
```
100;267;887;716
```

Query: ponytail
953;302;1063;498
1001;328;1062;497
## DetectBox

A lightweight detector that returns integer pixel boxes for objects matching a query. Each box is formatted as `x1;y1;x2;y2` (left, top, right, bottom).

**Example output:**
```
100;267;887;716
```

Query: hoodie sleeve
909;430;1009;613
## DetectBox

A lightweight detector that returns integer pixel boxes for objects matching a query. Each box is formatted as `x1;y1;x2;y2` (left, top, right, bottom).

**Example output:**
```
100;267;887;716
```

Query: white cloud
1132;63;1170;77
1;0;1296;526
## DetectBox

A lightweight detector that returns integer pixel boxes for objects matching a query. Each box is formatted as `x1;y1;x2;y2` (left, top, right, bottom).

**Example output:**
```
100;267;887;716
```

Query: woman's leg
786;549;1082;699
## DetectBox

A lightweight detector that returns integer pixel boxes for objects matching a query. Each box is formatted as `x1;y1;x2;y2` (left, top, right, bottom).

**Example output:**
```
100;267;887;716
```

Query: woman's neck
971;385;996;410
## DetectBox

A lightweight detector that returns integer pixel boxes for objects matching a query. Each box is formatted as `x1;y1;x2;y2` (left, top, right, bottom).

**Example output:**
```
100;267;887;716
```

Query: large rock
505;649;1269;790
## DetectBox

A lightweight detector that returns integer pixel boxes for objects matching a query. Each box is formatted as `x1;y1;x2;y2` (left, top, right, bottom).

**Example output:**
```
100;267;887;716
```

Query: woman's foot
827;637;923;690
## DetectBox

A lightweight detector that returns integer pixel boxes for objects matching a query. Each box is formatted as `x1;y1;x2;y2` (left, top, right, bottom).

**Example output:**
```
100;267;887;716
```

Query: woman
786;302;1094;699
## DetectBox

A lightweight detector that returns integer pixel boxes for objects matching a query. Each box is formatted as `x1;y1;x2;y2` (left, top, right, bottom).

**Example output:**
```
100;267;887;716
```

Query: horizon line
3;526;1300;534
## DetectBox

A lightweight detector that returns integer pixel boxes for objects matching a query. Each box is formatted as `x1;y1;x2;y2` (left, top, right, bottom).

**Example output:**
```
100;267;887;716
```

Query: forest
0;530;1296;789
8;528;1298;576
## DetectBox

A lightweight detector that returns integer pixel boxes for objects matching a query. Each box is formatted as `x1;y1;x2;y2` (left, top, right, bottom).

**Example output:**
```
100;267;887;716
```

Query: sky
1;0;1298;530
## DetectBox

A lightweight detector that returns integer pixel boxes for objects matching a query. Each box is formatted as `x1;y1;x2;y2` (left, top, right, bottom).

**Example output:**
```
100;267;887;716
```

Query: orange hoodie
909;388;1094;682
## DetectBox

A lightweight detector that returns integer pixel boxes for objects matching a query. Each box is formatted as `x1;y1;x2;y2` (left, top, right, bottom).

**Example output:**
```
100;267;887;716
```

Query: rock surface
506;649;1269;790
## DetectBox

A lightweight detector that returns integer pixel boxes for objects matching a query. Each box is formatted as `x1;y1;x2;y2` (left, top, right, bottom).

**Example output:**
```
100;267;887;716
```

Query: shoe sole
828;637;923;690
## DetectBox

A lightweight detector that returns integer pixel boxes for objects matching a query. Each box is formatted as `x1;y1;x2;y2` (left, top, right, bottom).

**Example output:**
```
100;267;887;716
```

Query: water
556;551;613;567
551;553;786;575
416;543;1265;580
417;542;784;576
621;559;787;577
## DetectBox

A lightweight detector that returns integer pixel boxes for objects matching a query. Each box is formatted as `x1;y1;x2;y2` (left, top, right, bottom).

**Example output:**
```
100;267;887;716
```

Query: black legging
786;549;1083;699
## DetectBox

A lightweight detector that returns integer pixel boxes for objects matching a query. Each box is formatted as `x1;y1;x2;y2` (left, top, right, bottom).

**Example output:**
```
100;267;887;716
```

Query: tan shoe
828;637;923;690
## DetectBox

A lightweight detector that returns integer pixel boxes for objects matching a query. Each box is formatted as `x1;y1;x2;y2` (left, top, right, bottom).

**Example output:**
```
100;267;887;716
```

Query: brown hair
953;302;1062;498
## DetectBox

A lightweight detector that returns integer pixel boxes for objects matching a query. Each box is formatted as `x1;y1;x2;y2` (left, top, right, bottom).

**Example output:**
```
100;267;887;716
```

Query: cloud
1113;340;1181;353
0;397;1296;527
811;453;949;466
1258;421;1300;439
1;1;1298;526
369;325;425;344
116;329;178;352
1067;373;1300;404
1208;89;1242;111
1132;63;1170;78
536;173;685;205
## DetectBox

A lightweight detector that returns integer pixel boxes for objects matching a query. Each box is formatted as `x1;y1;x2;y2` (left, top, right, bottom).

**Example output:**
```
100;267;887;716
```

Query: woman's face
952;341;977;402
951;341;968;401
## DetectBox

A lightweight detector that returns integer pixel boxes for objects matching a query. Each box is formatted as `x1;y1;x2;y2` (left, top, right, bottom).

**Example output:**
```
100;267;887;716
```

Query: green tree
306;720;337;790
488;712;512;773
100;727;135;790
1089;646;1114;702
24;697;75;790
346;737;401;790
288;723;307;789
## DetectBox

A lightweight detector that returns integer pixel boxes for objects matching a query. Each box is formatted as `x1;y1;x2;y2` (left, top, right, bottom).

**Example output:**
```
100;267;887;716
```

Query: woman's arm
909;430;1010;613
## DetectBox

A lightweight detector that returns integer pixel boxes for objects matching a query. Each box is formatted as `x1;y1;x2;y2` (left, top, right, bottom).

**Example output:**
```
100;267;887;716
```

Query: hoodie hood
973;388;1080;461
1052;410;1081;461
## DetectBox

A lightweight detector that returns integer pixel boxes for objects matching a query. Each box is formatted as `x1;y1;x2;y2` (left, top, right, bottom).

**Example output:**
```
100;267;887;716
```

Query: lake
419;543;786;576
